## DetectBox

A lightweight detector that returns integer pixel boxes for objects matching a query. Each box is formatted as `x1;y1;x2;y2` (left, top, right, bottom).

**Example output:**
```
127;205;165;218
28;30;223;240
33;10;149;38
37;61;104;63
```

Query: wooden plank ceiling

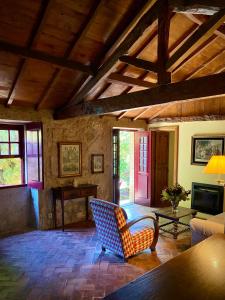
0;0;225;122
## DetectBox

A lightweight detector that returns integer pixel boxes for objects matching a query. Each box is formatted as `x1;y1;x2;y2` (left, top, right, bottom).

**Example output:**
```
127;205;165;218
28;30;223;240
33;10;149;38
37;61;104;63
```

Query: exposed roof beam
184;48;225;80
119;55;159;73
66;1;160;104
133;103;174;121
107;73;155;88
167;9;225;71
6;0;53;106
66;0;159;106
0;41;94;75
36;0;102;110
54;72;225;119
185;14;225;40
157;0;171;84
170;0;225;15
149;103;174;120
110;15;198;121
132;108;151;121
117;111;129;120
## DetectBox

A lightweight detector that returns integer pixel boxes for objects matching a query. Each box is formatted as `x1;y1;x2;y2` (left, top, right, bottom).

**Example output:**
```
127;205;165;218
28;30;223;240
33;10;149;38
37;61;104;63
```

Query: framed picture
58;142;82;177
191;136;224;165
91;154;104;173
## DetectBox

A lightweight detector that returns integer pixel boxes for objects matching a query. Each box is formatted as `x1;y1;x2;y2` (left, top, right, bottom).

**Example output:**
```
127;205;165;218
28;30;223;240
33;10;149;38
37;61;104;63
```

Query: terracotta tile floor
0;205;192;300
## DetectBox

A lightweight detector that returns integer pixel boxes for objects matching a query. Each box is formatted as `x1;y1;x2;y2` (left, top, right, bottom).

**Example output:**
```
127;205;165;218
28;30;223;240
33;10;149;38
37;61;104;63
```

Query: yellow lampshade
204;155;225;174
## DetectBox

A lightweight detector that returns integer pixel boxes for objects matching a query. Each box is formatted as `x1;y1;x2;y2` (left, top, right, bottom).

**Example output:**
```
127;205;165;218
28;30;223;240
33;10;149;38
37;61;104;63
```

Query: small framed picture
191;136;224;165
58;142;82;177
91;154;104;173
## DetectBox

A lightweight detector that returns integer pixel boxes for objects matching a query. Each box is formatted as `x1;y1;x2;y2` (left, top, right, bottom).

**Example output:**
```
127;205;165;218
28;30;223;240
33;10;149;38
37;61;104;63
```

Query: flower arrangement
161;184;191;212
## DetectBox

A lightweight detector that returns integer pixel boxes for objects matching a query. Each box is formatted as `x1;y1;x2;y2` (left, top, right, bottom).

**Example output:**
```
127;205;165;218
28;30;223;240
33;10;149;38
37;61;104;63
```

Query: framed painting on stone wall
91;154;104;174
191;136;224;165
58;142;82;177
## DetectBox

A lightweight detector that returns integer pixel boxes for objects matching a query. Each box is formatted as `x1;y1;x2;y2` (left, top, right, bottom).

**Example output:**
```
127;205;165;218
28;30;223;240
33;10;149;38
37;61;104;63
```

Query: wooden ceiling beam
184;48;225;80
172;35;217;74
185;14;225;40
66;0;159;106
167;9;225;71
36;0;102;110
119;56;159;73
132;0;173;121
157;0;171;84
6;0;53;106
132;107;151;121
0;41;94;75
107;73;155;88
148;103;174;121
54;72;225;119
114;14;198;121
88;13;176;107
66;2;160;104
117;111;129;120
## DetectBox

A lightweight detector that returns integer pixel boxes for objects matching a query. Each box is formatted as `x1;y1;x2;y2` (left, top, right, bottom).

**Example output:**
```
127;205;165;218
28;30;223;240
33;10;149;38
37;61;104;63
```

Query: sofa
190;212;225;245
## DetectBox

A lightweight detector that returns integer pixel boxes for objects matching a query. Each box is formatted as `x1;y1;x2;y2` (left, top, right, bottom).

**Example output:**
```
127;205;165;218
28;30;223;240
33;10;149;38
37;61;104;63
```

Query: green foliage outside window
0;158;21;186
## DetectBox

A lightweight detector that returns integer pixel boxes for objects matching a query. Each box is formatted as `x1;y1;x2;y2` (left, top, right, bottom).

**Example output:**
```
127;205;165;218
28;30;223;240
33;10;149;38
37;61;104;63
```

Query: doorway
112;127;178;207
119;131;134;205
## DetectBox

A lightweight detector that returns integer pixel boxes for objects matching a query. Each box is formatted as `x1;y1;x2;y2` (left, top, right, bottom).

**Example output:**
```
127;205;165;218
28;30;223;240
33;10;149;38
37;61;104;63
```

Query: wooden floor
0;204;192;300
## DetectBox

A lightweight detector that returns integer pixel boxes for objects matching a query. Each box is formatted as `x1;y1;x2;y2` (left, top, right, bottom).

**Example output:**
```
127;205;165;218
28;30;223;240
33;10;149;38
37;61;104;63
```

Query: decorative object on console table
91;154;104;173
191;136;224;165
161;184;191;213
58;142;82;177
203;155;225;185
52;184;97;231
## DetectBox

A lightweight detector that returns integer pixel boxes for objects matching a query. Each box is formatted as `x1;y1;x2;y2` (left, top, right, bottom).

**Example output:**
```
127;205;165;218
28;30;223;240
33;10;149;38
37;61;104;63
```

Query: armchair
90;198;159;260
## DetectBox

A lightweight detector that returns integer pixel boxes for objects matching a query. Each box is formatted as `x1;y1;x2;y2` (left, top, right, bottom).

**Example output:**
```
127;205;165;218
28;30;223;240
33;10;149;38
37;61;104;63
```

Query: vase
170;200;179;213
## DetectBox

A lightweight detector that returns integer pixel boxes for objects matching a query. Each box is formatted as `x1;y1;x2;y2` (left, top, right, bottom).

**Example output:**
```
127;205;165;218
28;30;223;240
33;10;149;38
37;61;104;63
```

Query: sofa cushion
190;212;225;245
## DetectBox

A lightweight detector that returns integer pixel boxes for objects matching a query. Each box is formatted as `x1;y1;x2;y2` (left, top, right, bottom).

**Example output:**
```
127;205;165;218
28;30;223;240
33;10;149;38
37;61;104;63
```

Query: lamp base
216;179;224;185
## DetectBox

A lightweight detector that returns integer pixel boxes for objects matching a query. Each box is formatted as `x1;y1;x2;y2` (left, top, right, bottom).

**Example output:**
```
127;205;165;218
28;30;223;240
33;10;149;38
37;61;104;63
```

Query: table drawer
79;187;96;197
63;190;80;199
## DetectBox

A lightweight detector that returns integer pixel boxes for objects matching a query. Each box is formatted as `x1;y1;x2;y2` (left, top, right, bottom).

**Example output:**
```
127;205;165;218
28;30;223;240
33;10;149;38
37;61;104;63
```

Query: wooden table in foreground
104;234;225;300
52;184;97;231
154;206;197;239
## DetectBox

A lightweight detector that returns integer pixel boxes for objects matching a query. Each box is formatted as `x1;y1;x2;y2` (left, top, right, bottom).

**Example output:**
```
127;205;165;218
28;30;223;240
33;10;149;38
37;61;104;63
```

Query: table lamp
203;155;225;185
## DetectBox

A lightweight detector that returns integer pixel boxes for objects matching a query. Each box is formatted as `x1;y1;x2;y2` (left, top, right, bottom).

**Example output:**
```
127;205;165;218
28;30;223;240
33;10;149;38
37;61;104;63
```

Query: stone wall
0;187;32;235
0;105;146;232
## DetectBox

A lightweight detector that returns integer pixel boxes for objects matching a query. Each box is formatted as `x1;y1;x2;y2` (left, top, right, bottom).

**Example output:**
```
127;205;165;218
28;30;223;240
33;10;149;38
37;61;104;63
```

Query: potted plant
161;184;191;213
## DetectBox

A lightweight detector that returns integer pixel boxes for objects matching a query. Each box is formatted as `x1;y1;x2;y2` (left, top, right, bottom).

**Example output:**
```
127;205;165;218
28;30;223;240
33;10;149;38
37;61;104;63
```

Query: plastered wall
149;120;225;209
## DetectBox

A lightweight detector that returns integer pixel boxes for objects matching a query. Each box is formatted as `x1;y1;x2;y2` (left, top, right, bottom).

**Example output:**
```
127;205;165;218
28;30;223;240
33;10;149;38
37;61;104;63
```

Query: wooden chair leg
150;246;156;252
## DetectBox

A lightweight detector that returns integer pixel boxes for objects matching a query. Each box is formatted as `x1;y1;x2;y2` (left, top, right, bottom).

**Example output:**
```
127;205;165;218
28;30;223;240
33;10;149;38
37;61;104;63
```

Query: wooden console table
52;184;97;231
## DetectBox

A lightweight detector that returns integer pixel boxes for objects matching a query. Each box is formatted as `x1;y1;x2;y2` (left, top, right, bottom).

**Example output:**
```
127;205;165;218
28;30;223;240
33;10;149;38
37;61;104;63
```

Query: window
0;122;43;189
0;124;24;186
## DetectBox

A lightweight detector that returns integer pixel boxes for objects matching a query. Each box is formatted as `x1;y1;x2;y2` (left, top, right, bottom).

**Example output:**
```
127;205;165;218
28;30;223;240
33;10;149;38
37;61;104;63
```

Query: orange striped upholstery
90;198;155;259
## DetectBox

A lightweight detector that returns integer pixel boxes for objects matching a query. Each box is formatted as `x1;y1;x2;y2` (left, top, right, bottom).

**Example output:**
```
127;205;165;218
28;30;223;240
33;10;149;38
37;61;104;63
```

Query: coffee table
154;206;197;239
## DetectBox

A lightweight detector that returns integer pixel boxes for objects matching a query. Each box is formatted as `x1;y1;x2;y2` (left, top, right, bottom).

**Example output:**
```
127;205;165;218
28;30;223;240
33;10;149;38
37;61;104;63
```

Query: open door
25;122;43;189
112;129;120;204
151;131;169;207
134;131;151;206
